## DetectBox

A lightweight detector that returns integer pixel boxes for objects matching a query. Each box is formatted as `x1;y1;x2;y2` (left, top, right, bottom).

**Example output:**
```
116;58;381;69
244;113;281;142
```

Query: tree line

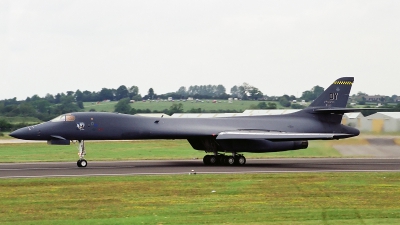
145;83;264;100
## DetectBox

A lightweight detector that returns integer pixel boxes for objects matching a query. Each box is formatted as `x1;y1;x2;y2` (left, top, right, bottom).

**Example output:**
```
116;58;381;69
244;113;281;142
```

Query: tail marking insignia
333;81;353;85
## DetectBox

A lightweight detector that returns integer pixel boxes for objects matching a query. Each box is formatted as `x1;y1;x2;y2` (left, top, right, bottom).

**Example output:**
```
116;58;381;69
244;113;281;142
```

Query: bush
257;102;268;109
114;98;131;114
279;97;291;107
250;102;277;109
0;119;12;131
265;102;277;109
291;104;306;109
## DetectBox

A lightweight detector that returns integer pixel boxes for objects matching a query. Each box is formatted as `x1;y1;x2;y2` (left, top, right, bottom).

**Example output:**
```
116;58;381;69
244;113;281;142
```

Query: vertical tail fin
309;77;354;108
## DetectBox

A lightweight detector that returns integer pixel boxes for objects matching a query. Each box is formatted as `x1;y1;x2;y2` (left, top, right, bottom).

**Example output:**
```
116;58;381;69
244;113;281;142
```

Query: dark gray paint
10;77;360;154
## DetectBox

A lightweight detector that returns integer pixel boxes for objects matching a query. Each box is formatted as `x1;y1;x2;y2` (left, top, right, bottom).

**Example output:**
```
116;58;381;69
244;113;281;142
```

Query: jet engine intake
47;139;70;145
187;138;223;152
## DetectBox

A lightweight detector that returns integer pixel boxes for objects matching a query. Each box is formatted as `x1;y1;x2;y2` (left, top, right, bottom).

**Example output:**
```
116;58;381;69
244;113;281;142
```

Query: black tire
203;155;210;165
80;159;88;167
237;156;246;165
77;159;88;168
208;155;217;165
226;156;235;165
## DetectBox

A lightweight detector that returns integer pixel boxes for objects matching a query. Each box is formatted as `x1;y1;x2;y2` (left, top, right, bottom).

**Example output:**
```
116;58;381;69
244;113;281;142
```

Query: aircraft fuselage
10;111;359;141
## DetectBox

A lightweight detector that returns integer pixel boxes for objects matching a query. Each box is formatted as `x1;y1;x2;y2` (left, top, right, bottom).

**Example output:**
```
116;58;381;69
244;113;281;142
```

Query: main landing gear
76;140;87;168
203;154;246;166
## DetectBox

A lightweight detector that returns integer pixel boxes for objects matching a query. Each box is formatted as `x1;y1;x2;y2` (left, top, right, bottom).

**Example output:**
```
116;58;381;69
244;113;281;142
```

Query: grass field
1;172;400;224
83;100;287;112
1;136;399;224
0;139;349;163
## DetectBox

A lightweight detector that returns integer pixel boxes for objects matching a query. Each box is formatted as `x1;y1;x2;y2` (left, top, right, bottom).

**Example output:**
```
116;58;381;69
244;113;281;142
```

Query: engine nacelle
216;139;308;153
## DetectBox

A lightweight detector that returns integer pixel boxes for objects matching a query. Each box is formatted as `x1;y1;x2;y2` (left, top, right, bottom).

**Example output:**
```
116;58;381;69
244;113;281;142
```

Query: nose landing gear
76;140;87;168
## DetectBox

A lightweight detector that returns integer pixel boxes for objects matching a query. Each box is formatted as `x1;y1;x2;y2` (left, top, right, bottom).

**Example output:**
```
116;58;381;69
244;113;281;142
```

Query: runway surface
0;158;399;178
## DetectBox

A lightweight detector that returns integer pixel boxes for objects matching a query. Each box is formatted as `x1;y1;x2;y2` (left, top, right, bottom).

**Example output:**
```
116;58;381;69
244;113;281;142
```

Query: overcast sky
1;0;399;100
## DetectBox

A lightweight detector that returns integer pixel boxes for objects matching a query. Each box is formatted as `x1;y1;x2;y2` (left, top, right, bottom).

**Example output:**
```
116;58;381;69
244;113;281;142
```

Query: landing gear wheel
203;155;211;165
77;159;88;168
236;155;246;165
208;155;218;165
202;154;246;166
226;156;236;165
76;140;88;168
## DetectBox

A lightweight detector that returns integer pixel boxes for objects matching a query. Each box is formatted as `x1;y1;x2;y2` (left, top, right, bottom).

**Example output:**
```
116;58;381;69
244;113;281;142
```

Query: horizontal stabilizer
217;130;354;141
313;107;391;114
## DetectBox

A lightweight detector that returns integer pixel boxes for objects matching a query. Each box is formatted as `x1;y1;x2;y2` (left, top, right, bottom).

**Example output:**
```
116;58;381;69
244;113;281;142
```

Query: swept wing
217;130;354;141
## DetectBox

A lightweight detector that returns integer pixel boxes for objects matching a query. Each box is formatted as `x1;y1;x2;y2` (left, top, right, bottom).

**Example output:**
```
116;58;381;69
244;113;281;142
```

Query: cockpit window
66;114;75;121
50;114;75;122
51;115;65;122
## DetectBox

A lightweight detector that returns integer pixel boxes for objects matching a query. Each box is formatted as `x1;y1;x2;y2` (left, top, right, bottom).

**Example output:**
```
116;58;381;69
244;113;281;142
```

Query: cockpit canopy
50;114;76;122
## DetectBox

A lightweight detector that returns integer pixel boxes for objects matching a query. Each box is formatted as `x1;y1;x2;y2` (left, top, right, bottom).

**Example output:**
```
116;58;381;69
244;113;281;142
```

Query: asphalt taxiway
0;158;399;178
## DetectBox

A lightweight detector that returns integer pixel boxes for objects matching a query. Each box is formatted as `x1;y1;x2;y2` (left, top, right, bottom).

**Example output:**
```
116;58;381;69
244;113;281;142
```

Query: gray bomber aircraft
10;77;360;167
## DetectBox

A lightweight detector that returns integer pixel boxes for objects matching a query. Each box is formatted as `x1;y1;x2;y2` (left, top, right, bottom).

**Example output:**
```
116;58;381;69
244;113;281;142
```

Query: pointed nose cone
9;129;23;139
9;128;33;140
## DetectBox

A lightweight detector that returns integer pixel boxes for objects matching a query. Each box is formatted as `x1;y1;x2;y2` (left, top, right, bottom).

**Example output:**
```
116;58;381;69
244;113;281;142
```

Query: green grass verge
0;132;11;139
0;116;42;124
0;140;344;163
1;173;400;224
83;100;286;112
